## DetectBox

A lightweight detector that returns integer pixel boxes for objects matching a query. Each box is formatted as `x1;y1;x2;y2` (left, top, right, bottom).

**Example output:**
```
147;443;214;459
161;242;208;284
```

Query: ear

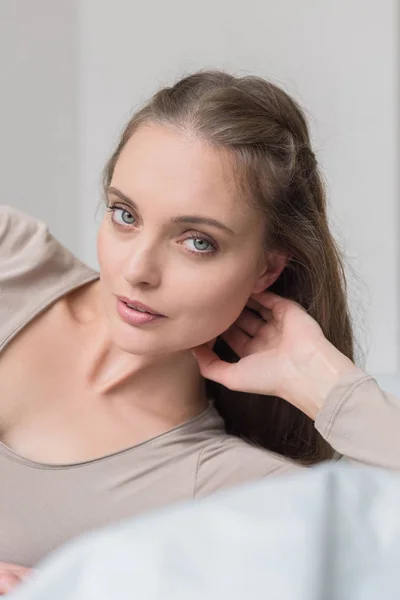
252;251;289;294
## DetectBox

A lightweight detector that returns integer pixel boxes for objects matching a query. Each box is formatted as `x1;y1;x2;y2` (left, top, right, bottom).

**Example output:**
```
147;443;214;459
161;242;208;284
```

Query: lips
117;296;164;316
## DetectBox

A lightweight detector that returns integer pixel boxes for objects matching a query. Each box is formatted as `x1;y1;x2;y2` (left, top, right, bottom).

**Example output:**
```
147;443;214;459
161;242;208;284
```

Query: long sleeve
0;205;98;351
195;368;400;498
315;367;400;470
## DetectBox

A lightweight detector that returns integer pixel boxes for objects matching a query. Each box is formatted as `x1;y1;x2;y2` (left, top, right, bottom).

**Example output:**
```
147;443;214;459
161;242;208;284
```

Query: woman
1;69;399;592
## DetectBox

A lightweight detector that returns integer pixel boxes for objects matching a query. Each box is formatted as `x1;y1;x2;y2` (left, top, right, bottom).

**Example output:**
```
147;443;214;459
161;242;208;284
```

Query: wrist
283;341;358;420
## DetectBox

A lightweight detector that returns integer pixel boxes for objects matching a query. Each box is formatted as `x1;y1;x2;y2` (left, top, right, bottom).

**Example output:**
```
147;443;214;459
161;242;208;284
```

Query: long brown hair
103;70;363;465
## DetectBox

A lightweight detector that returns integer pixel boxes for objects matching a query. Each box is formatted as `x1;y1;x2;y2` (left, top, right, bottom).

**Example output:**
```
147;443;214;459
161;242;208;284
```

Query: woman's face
97;123;284;355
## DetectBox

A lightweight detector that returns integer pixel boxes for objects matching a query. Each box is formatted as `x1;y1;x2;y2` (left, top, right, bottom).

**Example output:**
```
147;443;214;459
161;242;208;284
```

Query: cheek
96;222;107;267
179;268;255;340
97;224;118;281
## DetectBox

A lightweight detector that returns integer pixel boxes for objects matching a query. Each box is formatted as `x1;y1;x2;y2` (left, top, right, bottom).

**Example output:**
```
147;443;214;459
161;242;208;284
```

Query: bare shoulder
194;433;302;498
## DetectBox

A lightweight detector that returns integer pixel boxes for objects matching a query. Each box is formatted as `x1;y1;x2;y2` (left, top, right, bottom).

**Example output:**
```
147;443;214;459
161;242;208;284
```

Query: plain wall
0;0;79;251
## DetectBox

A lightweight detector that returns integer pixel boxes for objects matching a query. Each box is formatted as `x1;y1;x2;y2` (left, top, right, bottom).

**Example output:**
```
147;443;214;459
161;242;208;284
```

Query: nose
122;238;162;288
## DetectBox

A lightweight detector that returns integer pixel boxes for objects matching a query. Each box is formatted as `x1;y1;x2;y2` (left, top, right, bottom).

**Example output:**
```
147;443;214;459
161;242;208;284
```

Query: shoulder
0;204;41;227
0;206;97;348
0;205;95;282
0;205;50;259
0;205;85;284
194;433;302;498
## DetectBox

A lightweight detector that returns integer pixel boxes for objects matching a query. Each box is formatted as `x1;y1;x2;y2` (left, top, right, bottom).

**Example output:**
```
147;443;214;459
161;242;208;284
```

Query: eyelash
105;203;218;257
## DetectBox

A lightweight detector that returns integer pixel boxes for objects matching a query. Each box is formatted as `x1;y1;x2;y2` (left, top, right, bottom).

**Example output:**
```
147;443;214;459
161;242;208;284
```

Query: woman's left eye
182;235;216;255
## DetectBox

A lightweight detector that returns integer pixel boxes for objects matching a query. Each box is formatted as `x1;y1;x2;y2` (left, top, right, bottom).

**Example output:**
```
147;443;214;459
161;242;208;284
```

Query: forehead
112;124;252;222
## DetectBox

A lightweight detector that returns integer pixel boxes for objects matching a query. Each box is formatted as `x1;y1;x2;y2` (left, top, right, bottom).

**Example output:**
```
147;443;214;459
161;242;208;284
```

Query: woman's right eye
110;206;136;226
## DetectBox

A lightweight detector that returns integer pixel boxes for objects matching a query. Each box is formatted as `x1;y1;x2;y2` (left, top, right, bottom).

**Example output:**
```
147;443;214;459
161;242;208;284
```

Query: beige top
1;205;400;568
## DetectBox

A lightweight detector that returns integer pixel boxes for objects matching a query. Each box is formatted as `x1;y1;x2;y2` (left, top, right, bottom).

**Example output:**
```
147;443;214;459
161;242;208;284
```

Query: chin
109;324;171;356
114;337;163;356
108;312;214;356
110;327;158;354
112;330;201;358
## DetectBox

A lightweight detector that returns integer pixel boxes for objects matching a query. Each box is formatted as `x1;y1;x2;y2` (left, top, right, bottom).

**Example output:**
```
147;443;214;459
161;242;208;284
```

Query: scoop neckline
0;402;219;470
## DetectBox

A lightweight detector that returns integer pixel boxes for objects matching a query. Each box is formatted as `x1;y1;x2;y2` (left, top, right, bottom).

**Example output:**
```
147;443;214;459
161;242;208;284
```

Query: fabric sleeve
314;367;400;470
0;205;51;270
0;205;54;346
0;205;97;350
195;368;400;498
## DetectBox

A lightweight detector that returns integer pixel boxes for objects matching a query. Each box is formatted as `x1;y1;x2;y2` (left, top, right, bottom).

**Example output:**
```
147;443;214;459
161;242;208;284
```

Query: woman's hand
190;290;357;419
0;563;35;595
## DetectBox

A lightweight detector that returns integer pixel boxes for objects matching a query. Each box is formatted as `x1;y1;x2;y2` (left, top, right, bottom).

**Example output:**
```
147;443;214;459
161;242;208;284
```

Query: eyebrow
107;186;235;235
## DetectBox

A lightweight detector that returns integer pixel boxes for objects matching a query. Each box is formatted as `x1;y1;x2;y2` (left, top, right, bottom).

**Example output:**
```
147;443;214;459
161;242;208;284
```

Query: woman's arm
312;353;400;470
191;291;400;472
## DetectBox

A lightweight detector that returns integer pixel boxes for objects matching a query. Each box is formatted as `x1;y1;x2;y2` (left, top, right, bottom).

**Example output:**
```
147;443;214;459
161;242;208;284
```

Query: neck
87;338;208;425
69;281;209;428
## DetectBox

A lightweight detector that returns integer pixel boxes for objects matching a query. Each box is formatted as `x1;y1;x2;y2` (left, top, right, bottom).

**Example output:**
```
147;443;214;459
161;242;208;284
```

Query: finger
251;290;308;319
221;323;252;357
251;290;291;313
0;571;21;595
190;344;235;387
246;298;273;322
236;307;267;337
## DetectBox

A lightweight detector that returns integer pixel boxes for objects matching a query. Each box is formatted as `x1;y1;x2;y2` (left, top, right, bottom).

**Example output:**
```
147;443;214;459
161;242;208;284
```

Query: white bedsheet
9;463;400;600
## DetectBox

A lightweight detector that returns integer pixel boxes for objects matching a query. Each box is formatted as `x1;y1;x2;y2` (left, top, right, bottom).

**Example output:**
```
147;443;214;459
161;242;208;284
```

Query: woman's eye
111;207;135;226
183;236;215;254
